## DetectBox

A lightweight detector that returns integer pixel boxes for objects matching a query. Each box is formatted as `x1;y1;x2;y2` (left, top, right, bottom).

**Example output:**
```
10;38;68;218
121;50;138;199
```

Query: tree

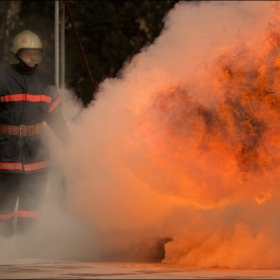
0;1;21;67
1;0;179;105
65;0;180;105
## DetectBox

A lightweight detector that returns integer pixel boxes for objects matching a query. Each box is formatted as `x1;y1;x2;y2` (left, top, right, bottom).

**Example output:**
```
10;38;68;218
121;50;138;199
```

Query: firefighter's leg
0;173;20;237
17;172;48;234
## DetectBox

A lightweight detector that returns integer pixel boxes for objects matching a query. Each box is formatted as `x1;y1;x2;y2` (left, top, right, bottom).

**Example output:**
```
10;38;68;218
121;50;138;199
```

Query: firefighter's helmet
11;30;42;55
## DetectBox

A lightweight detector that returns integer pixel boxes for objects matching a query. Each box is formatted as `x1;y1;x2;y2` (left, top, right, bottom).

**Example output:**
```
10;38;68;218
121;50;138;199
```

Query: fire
129;7;280;208
62;1;280;269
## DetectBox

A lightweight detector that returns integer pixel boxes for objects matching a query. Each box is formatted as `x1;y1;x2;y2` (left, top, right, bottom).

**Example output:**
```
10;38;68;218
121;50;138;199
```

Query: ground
1;259;280;279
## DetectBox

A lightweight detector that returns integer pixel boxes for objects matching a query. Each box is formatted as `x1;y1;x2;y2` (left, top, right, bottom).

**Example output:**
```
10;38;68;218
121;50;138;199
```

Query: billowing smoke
2;1;280;268
60;1;280;267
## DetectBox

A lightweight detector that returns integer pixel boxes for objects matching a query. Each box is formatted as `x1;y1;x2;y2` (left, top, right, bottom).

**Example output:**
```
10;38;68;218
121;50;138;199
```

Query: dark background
0;1;180;105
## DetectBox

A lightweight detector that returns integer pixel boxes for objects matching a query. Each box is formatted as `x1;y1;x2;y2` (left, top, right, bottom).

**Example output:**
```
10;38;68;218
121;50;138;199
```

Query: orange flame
128;7;280;207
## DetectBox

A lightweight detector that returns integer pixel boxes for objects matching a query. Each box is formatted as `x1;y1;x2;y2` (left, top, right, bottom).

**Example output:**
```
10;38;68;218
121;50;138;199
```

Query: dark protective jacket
0;64;69;174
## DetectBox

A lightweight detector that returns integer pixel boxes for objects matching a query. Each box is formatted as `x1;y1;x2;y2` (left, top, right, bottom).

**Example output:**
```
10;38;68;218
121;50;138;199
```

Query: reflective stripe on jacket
0;64;68;174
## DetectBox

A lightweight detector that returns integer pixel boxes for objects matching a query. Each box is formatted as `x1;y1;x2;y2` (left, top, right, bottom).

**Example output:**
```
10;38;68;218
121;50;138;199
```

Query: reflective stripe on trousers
17;210;40;219
0;160;50;172
0;210;15;221
0;172;47;236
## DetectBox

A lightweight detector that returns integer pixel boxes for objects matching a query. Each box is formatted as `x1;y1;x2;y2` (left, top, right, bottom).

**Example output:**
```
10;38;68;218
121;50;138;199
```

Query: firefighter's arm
45;97;70;147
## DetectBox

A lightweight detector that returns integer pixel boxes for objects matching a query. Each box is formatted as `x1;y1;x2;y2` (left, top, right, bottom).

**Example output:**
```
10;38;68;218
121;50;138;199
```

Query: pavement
1;259;280;279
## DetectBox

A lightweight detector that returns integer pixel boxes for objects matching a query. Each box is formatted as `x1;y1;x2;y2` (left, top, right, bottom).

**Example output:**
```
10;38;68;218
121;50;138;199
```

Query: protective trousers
0;172;47;236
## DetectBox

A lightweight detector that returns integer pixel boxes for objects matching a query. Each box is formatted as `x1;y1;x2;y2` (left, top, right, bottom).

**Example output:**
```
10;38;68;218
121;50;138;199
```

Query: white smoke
55;0;280;266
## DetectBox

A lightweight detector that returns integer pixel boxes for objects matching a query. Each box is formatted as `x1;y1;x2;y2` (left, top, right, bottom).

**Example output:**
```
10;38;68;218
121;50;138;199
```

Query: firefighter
0;30;69;237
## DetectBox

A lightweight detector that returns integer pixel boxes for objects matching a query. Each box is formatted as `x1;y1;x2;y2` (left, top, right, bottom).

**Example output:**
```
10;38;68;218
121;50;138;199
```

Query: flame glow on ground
61;1;280;269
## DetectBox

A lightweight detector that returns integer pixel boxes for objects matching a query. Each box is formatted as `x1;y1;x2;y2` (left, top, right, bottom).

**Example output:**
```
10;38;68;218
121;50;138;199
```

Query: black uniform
0;63;68;236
